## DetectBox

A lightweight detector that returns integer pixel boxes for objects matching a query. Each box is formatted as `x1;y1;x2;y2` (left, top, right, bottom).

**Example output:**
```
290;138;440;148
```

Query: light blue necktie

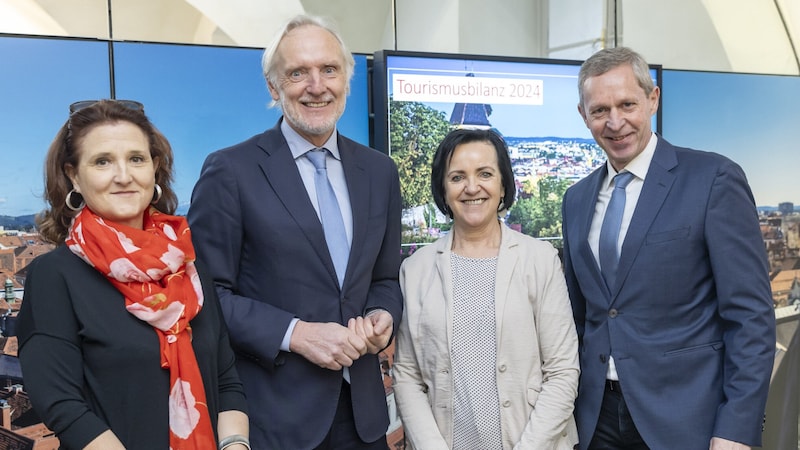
306;149;349;287
599;171;635;290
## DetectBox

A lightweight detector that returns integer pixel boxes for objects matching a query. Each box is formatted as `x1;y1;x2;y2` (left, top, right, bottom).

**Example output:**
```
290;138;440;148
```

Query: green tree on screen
389;100;451;209
507;175;572;242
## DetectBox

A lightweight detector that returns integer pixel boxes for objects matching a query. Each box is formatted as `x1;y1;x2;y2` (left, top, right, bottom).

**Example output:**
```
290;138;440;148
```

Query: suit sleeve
516;247;580;449
705;160;775;445
561;188;586;344
196;264;248;415
188;151;294;368
17;257;111;449
363;158;404;340
392;260;450;450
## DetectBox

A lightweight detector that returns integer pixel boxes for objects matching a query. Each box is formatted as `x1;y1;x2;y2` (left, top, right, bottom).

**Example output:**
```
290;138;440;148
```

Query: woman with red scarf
17;100;249;450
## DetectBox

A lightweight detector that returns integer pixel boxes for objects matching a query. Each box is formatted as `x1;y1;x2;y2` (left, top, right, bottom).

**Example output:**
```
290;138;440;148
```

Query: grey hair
261;14;355;107
578;47;654;108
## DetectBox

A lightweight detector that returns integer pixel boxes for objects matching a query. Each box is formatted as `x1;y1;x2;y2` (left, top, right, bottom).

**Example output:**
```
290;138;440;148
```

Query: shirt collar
280;118;341;161
605;132;658;184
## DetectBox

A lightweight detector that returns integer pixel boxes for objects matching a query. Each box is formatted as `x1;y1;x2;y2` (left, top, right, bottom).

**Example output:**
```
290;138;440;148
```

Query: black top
17;245;248;449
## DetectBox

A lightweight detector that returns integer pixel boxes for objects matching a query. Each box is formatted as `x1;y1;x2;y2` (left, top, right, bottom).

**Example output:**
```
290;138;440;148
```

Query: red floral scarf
66;207;215;449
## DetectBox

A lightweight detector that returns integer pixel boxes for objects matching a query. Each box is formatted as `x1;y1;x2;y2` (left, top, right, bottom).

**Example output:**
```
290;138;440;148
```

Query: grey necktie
306;149;349;287
599;171;635;290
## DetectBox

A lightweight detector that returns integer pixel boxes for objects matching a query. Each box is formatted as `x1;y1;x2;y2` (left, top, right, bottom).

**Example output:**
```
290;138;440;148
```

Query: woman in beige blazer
393;129;579;450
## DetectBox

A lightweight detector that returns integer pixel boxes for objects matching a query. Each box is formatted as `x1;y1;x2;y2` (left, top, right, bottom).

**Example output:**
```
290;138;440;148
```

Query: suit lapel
256;126;338;285
434;233;455;349
340;138;367;287
613;141;678;300
577;166;611;297
494;226;517;341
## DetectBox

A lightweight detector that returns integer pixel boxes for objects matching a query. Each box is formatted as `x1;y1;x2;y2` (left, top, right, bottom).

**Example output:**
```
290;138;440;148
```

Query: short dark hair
431;128;516;219
37;99;177;244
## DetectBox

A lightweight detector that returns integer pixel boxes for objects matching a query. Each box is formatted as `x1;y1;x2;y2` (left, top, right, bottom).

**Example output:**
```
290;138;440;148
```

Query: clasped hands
290;311;393;370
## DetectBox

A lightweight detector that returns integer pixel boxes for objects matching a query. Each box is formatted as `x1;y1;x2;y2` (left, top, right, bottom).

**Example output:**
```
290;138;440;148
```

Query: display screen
371;50;661;252
661;68;800;313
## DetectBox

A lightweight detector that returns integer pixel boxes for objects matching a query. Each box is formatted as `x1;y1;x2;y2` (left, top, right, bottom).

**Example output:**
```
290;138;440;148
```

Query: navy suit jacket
188;121;403;449
561;137;775;450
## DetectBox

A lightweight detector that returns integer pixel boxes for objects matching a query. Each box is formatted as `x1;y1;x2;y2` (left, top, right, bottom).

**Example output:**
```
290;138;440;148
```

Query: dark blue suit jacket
562;137;775;450
188;121;403;449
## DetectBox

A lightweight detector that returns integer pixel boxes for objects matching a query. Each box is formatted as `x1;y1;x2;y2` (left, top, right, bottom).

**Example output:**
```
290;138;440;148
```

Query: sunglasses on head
69;99;145;114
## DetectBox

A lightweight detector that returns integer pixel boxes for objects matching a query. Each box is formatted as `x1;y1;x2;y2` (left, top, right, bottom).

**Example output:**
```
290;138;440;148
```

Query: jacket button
498;365;507;373
503;400;511;407
600;354;607;363
608;308;618;318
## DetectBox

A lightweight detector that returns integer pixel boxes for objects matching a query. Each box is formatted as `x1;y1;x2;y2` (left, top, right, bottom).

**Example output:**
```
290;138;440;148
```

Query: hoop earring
151;184;163;205
65;189;84;212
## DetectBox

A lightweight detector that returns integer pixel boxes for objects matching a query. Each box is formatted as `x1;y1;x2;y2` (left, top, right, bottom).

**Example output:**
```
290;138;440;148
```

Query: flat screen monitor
371;50;662;252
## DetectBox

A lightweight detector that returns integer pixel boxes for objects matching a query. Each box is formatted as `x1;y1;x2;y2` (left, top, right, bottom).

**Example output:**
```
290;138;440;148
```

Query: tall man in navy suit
562;47;775;450
188;14;402;450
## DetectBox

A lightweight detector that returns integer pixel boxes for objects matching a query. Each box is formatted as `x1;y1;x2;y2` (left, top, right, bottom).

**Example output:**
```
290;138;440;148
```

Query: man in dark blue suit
562;47;775;450
188;14;402;450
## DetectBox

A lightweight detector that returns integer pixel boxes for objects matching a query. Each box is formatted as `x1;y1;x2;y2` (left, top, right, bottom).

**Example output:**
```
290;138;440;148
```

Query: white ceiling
0;0;797;75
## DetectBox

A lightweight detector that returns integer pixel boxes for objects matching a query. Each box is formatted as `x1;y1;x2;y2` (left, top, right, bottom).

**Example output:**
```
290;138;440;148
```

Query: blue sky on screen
0;37;110;217
0;37;369;216
661;70;799;206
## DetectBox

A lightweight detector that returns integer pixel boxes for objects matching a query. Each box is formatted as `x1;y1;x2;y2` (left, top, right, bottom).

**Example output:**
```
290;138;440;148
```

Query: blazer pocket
645;226;690;245
663;340;723;357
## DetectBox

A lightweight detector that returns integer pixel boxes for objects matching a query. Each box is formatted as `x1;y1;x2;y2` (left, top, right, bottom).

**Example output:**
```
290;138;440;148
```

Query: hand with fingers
348;310;394;354
289;321;368;370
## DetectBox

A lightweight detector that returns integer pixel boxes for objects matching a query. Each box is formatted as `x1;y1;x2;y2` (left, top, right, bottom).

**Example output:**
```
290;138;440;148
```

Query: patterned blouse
450;253;503;450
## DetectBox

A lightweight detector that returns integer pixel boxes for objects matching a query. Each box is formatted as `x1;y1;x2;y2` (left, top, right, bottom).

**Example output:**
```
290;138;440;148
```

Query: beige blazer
394;224;579;450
